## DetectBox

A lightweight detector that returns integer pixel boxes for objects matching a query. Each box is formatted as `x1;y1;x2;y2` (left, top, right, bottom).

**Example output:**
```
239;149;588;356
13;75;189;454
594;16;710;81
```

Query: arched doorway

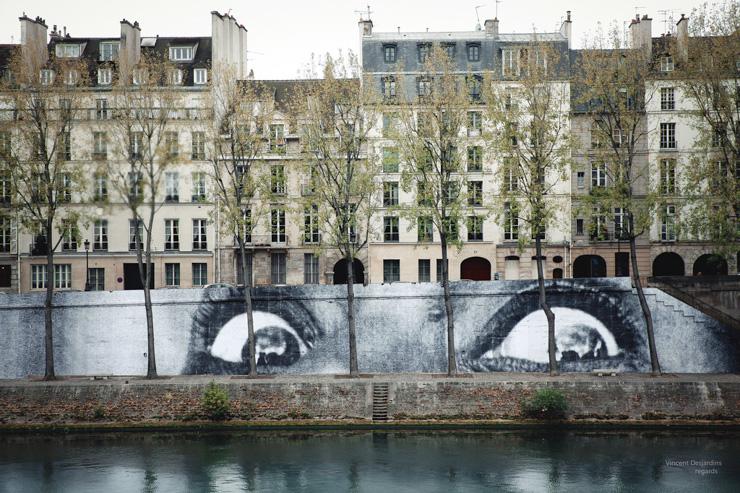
460;257;491;281
333;258;365;284
573;255;606;278
693;254;728;276
652;252;685;277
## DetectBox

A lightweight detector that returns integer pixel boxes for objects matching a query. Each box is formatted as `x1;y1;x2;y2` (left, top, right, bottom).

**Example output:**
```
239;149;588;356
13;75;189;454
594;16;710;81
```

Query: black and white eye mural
183;285;324;375
459;281;650;373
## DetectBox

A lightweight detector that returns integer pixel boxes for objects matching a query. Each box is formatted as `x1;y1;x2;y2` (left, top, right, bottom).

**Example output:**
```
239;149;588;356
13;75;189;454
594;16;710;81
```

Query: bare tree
0;48;88;380
392;46;474;375
575;26;661;374
483;39;573;375
107;53;184;378
293;53;379;376
206;64;273;375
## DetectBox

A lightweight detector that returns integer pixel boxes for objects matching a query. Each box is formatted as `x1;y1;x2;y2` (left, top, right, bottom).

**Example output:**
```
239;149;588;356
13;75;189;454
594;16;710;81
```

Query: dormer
55;43;84;58
99;41;120;62
169;44;197;62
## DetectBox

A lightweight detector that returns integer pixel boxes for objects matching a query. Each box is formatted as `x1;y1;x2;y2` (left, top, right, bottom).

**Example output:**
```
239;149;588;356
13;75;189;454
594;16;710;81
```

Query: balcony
242;234;288;248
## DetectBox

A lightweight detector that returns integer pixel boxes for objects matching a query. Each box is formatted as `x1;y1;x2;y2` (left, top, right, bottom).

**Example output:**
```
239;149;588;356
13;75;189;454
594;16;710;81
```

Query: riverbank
1;373;738;430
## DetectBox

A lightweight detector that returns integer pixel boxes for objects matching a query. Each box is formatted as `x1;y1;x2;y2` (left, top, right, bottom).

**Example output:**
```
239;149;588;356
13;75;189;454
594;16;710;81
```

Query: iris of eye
485;307;621;364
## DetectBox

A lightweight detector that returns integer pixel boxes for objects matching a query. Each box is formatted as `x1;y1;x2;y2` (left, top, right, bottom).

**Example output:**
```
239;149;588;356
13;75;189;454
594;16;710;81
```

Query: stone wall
0;278;737;378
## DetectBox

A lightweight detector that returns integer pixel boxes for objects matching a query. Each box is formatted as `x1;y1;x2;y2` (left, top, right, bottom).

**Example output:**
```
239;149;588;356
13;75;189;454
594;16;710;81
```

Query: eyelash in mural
183;285;323;375
459;280;649;373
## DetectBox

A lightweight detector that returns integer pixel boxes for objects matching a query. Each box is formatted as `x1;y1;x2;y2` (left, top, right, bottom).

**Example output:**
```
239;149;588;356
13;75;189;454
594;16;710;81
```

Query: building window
384;216;399;242
467;111;482;136
467;43;481;62
383;181;399;207
591;163;607;188
192;219;207;250
93;131;107;159
165;263;180;286
31;265;47;289
443;43;456;59
64;70;78;86
0;131;10;158
191;172;207;202
168;69;183;86
165;219;180;250
271;253;287;284
660;159;677;195
418;216;434;242
93;219;108;250
0;217;11;252
504;202;518;240
304;205;320;244
591;207;608;240
503;160;519;192
129;219;143;251
40;69;54;85
97;68;112;86
576;218;584;236
129;131;143;159
166;132;178;157
467;146;482;172
192;263;208;287
468;75;482;100
165;172;179;202
382;76;396;99
271;208;286;243
91;173;107;202
271;165;287;195
128;171;142;200
614;207;628;239
382;113;397;138
59;132;71;161
99;42;120;61
169;46;194;61
468;180;482;206
383;44;397;63
445;218;459;241
418;259;431;282
661;205;676;241
576;171;585;189
660;55;674;72
55;44;80;58
467;215;484;241
382;147;399;173
191;132;205;160
242;208;252;243
502;49;518;77
304;254;320;284
660;123;676;149
661;87;675;110
95;99;109;120
61;221;77;251
417;43;431;63
88;268;104;291
383;259;400;283
417;77;432;98
193;68;208;85
269;124;285;154
59;173;72;202
54;264;71;289
132;68;146;86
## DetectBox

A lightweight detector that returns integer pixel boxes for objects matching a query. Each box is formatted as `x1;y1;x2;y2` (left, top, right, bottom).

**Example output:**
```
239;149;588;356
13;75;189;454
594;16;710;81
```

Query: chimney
484;18;499;37
211;11;249;80
119;19;141;84
676;14;688;63
629;15;641;49
19;14;48;67
640;14;653;56
359;18;373;36
559;11;572;49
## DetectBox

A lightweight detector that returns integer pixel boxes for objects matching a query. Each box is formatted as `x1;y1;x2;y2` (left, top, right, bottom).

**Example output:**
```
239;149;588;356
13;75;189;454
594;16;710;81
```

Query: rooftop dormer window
55;44;81;58
169;46;194;62
660;55;674;72
99;42;120;62
467;43;480;62
40;69;54;86
383;44;397;63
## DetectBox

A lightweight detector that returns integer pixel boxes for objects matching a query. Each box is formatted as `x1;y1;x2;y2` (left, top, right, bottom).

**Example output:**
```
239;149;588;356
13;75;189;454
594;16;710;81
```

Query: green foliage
92;405;106;420
521;388;567;419
202;382;231;421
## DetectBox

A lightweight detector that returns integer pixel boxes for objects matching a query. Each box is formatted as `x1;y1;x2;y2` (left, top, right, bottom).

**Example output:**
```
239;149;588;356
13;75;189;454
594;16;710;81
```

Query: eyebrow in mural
182;285;324;374
459;280;650;373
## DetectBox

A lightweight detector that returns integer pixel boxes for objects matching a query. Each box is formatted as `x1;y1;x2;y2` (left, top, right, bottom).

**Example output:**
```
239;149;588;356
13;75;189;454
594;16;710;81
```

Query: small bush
92;406;106;420
202;382;230;420
522;388;567;419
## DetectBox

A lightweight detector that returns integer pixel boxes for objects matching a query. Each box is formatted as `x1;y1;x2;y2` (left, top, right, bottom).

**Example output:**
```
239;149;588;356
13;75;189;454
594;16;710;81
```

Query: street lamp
84;239;90;291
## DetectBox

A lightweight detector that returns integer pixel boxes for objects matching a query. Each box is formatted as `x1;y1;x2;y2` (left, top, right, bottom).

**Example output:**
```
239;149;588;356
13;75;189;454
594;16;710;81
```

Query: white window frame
93;219;108;250
660;87;675;111
54;264;72;289
660;55;674;72
660;122;676;149
64;70;78;86
304;253;320;284
168;69;183;86
192;219;208;250
99;41;120;62
193;68;207;85
591;163;607;188
165;172;179;202
191;172;207;201
661;205;676;241
165;263;180;286
97;68;112;86
502;49;518;77
164;219;180;251
169;46;194;61
31;264;47;289
40;69;54;86
271;208;286;243
55;44;80;58
192;263;208;287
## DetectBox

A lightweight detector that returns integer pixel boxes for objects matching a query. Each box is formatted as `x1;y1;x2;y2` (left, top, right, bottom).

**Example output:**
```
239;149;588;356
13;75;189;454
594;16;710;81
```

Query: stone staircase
372;382;390;421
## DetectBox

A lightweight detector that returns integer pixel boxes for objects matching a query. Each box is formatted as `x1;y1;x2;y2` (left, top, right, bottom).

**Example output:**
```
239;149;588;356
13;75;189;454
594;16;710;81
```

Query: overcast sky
0;0;706;79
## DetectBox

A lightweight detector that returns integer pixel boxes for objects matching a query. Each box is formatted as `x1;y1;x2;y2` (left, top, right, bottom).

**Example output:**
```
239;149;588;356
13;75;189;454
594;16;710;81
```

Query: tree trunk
346;250;359;376
43;219;55;381
629;234;661;375
239;242;257;376
143;247;157;379
440;234;457;375
535;235;557;375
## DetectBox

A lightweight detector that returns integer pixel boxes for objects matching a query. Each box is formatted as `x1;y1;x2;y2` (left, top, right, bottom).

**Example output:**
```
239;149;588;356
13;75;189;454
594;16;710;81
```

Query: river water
1;430;738;492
